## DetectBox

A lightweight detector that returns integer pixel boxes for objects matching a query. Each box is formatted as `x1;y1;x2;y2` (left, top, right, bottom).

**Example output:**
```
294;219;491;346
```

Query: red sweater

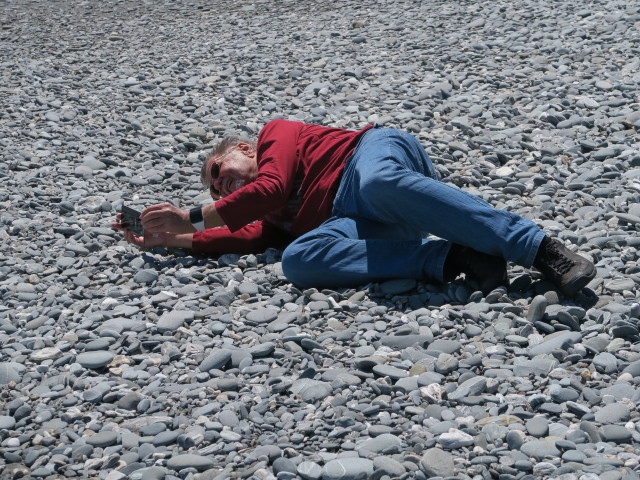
192;120;373;254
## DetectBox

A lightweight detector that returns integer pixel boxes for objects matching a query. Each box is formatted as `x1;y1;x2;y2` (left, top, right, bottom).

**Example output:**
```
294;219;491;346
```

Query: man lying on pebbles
113;119;596;297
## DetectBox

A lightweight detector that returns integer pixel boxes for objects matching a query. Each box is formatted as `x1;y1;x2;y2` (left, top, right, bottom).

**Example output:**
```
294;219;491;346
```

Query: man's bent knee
281;241;316;287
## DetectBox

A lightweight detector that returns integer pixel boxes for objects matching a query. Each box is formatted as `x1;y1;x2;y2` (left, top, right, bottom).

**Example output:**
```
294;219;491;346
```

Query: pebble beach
1;0;640;479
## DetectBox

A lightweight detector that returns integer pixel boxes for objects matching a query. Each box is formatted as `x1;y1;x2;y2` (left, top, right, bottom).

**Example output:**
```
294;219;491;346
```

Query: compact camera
120;205;144;236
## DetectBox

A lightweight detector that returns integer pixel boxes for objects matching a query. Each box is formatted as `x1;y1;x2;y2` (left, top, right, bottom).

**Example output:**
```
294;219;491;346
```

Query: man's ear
237;142;256;157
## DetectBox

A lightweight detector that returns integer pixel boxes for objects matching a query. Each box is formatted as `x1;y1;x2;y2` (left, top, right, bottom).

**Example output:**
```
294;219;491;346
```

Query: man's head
201;136;258;199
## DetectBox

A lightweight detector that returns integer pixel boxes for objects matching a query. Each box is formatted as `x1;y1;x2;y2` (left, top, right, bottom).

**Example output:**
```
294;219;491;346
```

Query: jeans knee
281;242;312;287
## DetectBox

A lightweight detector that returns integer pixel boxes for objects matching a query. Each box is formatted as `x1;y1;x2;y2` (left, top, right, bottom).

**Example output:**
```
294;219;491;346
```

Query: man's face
206;143;258;199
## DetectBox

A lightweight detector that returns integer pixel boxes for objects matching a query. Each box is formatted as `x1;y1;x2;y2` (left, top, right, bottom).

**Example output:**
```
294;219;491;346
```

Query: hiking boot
445;244;508;295
533;236;596;297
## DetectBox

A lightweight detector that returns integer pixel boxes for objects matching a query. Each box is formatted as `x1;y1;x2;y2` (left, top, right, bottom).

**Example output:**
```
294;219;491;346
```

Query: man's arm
192;221;295;254
202;203;225;230
118;218;293;254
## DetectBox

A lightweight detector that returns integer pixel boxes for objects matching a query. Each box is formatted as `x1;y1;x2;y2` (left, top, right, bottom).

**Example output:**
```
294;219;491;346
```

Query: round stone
0;416;17;430
76;351;115;369
526;416;550;437
86;431;118;447
420;448;455;478
245;308;279;324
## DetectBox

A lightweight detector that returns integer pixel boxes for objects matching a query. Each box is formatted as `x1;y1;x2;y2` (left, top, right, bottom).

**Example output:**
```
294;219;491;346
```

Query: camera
120;205;144;236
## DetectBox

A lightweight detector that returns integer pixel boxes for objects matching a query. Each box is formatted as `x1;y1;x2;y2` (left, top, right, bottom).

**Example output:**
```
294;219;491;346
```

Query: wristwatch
189;207;206;231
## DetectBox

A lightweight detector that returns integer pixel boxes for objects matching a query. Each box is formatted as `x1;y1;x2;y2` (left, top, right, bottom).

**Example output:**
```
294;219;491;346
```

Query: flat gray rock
527;331;582;357
420;448;455;477
520;438;561;460
98;317;147;333
200;350;233;371
297;461;322;480
245;307;279;324
372;364;408;379
133;269;159;284
605;278;636;292
85;431;118;447
594;403;630;424
355;433;402;454
0;416;16;430
291;379;332;403
157;310;194;333
600;425;632;444
322;458;374;480
76;351;115;369
448;376;487;401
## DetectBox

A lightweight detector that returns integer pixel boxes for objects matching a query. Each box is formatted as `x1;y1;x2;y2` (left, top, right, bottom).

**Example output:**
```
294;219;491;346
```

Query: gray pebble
76;351;115;369
297;461;322;480
200;350;232;371
322;458;374;480
0;416;17;430
594;403;630;424
85;431;118;448
133;269;159;284
526;416;549;437
420;447;455;477
157;310;194;333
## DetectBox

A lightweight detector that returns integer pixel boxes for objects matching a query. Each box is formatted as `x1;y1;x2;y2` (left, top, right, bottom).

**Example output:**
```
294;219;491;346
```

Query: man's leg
332;127;595;296
334;127;545;267
282;216;450;288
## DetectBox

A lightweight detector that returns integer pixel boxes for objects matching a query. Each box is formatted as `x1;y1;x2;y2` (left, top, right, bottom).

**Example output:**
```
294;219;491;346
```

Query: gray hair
200;136;257;187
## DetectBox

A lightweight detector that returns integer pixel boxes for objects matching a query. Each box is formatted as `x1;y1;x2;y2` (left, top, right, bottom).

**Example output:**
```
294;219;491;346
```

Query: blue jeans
282;127;546;287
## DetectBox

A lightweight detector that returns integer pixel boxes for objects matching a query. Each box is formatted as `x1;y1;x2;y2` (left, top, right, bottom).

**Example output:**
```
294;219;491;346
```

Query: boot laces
547;241;575;275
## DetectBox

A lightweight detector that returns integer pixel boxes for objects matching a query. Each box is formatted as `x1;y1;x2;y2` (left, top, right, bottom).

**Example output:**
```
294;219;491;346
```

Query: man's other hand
141;203;193;234
121;230;172;248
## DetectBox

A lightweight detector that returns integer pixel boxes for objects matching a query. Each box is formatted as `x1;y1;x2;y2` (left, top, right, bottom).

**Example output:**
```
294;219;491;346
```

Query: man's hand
121;230;170;248
141;203;194;234
118;230;193;249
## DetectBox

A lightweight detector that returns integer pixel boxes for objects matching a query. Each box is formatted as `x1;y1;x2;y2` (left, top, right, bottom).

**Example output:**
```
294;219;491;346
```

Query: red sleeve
214;119;301;232
191;220;294;255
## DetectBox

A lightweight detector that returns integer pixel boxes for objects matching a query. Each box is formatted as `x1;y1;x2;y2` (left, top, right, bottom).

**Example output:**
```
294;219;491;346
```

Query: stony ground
1;0;640;479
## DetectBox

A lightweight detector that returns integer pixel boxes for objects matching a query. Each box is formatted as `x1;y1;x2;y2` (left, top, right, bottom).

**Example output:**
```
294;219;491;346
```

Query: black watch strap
189;207;205;231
